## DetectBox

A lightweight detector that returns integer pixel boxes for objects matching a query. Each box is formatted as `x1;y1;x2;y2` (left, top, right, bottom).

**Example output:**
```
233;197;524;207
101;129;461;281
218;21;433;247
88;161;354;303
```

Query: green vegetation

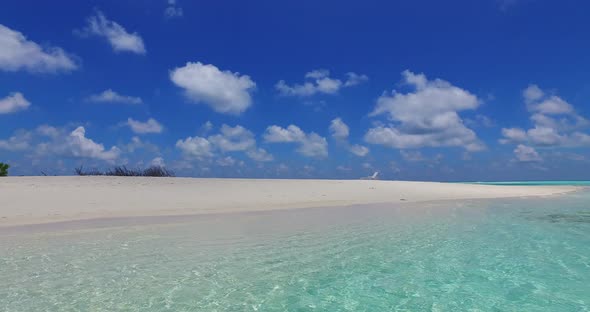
0;162;9;177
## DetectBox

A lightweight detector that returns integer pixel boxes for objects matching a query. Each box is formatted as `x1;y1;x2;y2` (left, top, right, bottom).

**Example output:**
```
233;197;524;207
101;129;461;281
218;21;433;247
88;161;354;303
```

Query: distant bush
0;162;9;177
75;165;174;177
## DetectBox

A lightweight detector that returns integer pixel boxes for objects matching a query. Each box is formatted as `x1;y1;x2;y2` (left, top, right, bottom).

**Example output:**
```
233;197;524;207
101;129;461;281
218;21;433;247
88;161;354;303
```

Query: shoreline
0;176;581;228
0;195;573;236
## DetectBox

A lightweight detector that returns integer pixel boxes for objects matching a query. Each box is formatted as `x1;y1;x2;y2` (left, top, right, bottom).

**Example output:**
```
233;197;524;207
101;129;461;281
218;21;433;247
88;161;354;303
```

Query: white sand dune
0;177;579;227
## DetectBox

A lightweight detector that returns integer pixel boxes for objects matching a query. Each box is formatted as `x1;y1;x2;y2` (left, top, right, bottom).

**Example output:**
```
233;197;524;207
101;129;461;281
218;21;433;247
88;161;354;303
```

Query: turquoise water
1;193;590;311
467;180;590;186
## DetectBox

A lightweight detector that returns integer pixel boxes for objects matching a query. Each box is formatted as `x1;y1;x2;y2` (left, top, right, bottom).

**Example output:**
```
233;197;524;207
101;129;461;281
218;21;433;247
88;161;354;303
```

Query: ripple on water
1;195;590;311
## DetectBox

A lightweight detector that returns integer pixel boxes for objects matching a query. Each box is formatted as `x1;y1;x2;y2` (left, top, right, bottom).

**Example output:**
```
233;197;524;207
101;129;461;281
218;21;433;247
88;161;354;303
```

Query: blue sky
1;0;590;180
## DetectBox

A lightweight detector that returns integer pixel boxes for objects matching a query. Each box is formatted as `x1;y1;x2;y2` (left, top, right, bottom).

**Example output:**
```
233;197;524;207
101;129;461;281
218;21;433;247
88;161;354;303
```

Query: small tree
0;162;9;177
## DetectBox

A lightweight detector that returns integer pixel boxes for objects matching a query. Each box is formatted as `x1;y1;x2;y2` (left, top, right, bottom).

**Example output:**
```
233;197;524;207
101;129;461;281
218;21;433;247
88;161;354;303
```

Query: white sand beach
0;177;579;227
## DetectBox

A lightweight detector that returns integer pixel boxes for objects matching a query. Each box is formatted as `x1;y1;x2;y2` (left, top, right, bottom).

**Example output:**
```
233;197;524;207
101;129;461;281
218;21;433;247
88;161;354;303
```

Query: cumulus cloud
63;127;120;161
0;130;32;151
523;84;545;103
200;121;213;133
343;72;369;87
35;126;120;162
264;125;328;158
400;150;426;162
246;148;274;162
0;92;30;114
349;144;369;157
5;125;156;168
151;157;165;167
176;124;273;162
329;117;369;157
276;69;367;96
501;127;528;143
176;136;214;158
217;156;238;167
76;10;146;54
0;24;78;73
464;114;494;128
165;0;183;18
365;70;484;152
500;84;590;147
263;125;306;143
514;144;542;162
126;118;163;134
170;62;256;115
208;124;256;152
36;124;60;138
329;118;349;140
87;89;142;104
123;136;160;153
399;150;444;167
298;133;329;158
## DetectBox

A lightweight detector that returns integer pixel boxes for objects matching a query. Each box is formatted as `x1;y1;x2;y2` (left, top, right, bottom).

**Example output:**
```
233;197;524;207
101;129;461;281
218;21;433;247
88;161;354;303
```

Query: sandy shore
0;177;579;227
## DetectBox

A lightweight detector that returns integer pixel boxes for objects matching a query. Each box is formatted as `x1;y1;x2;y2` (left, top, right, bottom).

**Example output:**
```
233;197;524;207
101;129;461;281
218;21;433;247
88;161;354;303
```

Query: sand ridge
0;177;579;227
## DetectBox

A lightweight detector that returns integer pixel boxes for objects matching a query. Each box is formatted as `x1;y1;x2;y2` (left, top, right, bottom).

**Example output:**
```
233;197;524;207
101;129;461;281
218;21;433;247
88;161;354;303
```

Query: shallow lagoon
1;192;590;311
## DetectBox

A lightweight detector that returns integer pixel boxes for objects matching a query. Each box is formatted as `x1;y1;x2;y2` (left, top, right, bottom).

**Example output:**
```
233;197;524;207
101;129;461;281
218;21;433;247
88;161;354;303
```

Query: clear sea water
467;181;590;186
1;191;590;311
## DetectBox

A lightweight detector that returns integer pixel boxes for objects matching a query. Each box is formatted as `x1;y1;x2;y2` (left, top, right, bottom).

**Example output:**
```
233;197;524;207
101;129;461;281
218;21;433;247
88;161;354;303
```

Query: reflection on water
1;193;590;311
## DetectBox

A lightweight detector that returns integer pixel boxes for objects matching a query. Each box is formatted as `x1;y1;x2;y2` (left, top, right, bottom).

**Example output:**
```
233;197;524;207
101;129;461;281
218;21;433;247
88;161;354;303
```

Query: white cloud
349;144;369;157
208;124;256;152
176;136;213;158
126;118;163;134
276;69;367;96
400;150;444;166
0;24;77;73
523;84;544;103
400;150;426;162
151;157;165;167
246;148;274;162
390;161;401;173
336;165;352;171
35;126;120;162
343;72;369;87
530;96;573;115
216;156;237;167
66;127;120;161
365;70;484;151
0;130;31;151
123;136;160;153
6;125;167;167
200;121;213;133
500;127;527;143
0;92;30;114
514;144;542;162
328;117;369;157
264;124;328;158
500;85;590;147
298;133;329;158
36;125;60;138
329;118;349;139
165;0;183;18
170;62;256;115
464;114;494;128
263;125;306;142
87;89;142;104
276;163;289;172
76;10;146;54
176;124;273;162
